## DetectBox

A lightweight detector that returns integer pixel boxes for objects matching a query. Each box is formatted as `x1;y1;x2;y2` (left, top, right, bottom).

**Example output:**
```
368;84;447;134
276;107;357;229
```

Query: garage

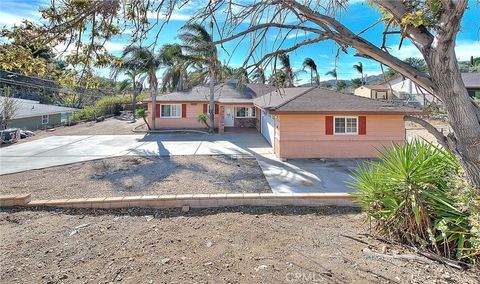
261;110;275;147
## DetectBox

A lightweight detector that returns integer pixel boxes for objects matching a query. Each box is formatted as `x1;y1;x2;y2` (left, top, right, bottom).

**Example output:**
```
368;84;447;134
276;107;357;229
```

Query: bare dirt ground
405;119;451;144
0;156;270;199
1;206;477;284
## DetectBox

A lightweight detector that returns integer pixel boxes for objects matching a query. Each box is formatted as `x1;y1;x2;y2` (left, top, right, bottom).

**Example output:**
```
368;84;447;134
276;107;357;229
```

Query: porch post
219;105;225;134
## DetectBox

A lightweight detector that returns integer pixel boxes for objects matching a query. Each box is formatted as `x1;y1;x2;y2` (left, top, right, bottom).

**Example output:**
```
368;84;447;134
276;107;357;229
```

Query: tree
37;0;480;188
251;66;266;84
120;46;161;128
0;87;19;130
353;62;364;85
337;80;346;91
351;78;363;89
303;58;320;86
325;68;338;88
178;22;219;132
111;59;144;121
158;44;188;92
278;54;294;87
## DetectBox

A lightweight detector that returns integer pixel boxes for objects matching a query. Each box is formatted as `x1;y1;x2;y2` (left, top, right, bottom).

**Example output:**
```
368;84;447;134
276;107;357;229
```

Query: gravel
0;156;271;199
1;207;477;284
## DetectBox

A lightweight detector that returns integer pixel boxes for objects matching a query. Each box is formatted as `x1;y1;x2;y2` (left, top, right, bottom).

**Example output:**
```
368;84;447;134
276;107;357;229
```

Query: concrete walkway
1;132;360;193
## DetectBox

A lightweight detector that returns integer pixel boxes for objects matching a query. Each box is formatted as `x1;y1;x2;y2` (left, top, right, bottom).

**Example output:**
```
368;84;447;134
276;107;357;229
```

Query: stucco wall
148;102;219;129
353;86;371;98
277;114;405;159
8;114;62;130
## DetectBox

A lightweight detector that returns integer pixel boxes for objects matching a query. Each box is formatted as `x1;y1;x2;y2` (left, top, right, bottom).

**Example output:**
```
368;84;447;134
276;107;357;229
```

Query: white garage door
261;110;275;147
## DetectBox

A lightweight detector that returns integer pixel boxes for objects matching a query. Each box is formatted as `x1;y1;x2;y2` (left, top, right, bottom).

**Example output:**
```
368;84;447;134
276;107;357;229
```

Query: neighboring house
0;97;77;130
356;72;480;106
353;84;394;100
145;85;423;159
461;73;480;98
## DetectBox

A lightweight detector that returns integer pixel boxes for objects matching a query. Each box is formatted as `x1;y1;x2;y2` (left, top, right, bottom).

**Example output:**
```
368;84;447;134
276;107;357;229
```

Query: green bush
70;96;133;122
351;140;479;264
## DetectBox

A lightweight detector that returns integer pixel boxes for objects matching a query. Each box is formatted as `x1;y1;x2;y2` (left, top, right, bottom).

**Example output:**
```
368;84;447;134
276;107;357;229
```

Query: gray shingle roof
253;87;424;114
461;73;480;88
0;97;77;119
144;82;276;103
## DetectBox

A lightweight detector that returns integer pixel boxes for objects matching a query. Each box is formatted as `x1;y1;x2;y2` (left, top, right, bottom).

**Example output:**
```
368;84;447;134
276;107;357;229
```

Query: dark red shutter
155;104;160;118
182;104;187;118
325;116;333;135
359;116;366;135
203;104;208;113
214;104;219;114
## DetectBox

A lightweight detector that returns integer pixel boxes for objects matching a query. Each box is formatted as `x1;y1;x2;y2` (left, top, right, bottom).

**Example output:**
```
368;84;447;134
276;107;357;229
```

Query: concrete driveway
1;132;361;193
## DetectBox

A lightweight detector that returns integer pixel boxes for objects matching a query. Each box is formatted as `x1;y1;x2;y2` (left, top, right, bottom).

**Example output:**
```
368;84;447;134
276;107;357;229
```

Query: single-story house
0;97;77;130
145;84;424;159
461;73;480;99
353;84;394;100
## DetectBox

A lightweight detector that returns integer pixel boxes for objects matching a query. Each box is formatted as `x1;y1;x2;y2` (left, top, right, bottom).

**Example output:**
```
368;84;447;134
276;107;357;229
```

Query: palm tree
158;43;188;92
303;58;320;86
325;68;338;87
353;62;364;85
111;61;143;122
178;22;220;132
252;66;266;84
120;46;162;129
278;54;294;87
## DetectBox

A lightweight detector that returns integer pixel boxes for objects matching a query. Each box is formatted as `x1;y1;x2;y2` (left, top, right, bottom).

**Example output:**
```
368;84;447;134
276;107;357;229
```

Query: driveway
1;132;361;193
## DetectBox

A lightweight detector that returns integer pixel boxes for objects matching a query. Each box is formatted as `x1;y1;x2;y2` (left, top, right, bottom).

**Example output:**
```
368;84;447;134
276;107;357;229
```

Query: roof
144;82;276;103
0;97;77;119
253;87;424;114
461;73;480;88
361;84;390;90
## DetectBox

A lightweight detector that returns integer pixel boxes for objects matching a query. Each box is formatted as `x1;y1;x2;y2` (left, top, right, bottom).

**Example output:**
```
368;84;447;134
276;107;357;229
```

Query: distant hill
298;74;386;88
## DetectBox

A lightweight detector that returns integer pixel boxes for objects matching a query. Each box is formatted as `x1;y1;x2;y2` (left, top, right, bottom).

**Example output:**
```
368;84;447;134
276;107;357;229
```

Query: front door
224;107;234;127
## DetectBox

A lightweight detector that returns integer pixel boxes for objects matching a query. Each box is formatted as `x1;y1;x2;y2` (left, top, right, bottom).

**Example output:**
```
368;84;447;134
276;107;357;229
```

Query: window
41;115;49;124
160;104;181;118
235;107;256;118
334;117;358;135
375;91;388;99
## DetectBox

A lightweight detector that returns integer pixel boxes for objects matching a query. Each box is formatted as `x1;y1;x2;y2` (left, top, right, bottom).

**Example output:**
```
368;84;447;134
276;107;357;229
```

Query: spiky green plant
351;140;479;264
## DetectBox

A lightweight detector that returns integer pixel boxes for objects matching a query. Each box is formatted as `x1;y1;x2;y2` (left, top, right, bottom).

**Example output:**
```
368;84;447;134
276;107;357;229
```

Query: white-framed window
41;115;49;124
160;104;181;118
334;116;358;135
235;107;256;118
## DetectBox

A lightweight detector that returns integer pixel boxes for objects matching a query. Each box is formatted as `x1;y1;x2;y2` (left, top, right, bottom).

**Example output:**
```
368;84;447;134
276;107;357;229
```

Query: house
461;73;480;98
353;84;394;100
356;72;480;106
144;82;275;133
145;85;424;159
0;97;77;130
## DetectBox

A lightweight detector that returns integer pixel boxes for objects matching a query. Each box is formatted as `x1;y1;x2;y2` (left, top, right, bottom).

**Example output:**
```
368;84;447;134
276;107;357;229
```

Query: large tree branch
404;115;449;149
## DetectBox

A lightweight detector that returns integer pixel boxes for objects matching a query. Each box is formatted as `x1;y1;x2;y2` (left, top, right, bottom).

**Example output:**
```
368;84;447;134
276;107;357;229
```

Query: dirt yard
0;206;477;284
405;119;451;144
0;156;270;199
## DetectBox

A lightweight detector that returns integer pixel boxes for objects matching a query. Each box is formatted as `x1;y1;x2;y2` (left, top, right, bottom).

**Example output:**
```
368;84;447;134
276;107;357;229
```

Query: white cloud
147;11;193;21
0;10;38;27
389;40;480;61
104;42;127;52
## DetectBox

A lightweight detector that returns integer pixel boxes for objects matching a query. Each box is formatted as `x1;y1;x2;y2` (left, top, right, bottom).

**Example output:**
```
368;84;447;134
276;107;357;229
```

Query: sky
1;0;479;85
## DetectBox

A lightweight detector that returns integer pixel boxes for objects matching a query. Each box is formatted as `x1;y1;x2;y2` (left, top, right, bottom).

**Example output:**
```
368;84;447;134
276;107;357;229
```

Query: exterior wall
8;113;62;130
385;77;434;105
276;114;405;159
147;102;257;130
353;86;371;98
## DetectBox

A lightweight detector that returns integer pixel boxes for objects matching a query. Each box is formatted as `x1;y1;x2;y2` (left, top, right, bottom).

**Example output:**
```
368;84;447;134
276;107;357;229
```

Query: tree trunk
132;79;137;121
424;44;480;188
150;71;158;130
208;62;215;133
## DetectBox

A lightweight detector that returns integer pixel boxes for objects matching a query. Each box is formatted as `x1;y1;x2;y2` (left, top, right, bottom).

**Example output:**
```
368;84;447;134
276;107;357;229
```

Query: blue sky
1;0;479;84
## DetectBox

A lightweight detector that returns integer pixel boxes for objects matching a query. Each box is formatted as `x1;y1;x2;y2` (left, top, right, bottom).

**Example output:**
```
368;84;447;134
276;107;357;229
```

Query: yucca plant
351;140;479;263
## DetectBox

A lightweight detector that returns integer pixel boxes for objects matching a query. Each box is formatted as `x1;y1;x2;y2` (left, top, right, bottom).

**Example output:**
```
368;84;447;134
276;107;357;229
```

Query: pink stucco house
144;83;424;159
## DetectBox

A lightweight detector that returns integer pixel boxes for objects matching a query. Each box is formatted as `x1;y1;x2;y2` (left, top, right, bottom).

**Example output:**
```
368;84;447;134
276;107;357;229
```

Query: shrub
135;108;150;130
351;140;479;264
196;113;210;128
70;96;132;122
